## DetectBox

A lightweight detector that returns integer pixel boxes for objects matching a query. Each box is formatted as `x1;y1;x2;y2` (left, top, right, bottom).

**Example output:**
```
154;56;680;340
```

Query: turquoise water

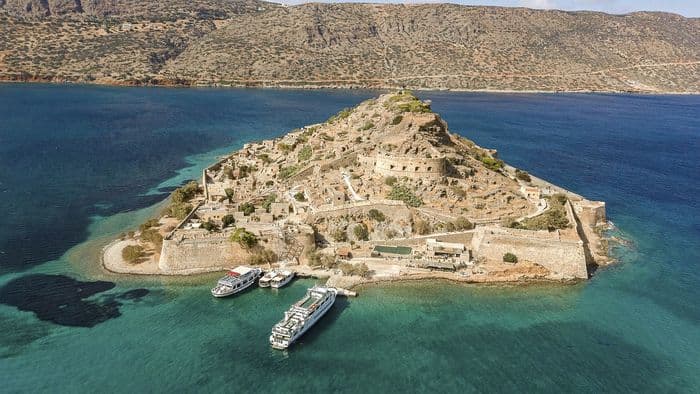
0;85;699;392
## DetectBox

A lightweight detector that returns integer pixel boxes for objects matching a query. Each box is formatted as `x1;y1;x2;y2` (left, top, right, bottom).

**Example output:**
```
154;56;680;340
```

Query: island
103;91;611;288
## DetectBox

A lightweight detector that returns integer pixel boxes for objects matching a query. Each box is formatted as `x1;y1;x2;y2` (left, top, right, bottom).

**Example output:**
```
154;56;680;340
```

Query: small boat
259;270;278;288
269;286;337;349
270;270;295;289
211;266;261;297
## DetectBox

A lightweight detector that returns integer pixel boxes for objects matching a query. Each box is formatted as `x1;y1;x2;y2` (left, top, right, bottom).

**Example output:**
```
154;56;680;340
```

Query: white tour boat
258;270;278;288
270;270;295;289
211;266;261;297
269;286;337;349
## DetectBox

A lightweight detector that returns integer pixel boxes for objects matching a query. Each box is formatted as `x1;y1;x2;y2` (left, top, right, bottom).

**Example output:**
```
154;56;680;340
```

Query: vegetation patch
514;193;570;231
230;228;258;249
298;145;312;162
515;169;531;182
388;184;423;207
122;245;145;264
278;165;299;179
503;252;518;263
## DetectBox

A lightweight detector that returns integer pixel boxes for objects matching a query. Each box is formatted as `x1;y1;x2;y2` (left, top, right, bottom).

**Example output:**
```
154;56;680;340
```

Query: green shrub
221;214;235;228
278;165;299;179
171;181;200;203
353;223;369;241
515;169;531;182
262;194;277;212
224;188;234;203
294;192;306;202
519;195;569;231
388;184;423;207
166;202;192;220
250;247;277;265
452;216;474;230
391;115;403;125
139;218;159;232
298;145;312;162
327;108;353;123
479;155;504;171
332;229;347;242
230;228;258;249
503;253;518;263
367;209;385;222
359;122;374;131
258;153;271;164
277;142;292;153
122;245;144;264
238;202;255;216
141;228;163;249
384;176;397;186
201;219;219;232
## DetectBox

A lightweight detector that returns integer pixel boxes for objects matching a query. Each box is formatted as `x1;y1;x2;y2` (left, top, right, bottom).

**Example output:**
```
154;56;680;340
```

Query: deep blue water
0;84;698;392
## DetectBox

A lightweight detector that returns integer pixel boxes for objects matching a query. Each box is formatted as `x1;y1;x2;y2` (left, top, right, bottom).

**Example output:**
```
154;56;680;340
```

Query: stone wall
372;154;446;179
312;200;410;221
471;227;588;279
159;234;239;274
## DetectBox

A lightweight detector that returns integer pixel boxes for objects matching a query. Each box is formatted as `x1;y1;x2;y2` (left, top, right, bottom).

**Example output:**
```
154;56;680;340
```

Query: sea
0;84;698;393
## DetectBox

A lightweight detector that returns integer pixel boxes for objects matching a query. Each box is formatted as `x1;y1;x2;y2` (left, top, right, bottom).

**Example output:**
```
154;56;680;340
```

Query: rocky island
103;91;610;287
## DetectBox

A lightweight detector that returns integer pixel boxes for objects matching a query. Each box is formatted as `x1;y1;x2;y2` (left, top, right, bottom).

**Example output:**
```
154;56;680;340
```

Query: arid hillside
1;1;699;92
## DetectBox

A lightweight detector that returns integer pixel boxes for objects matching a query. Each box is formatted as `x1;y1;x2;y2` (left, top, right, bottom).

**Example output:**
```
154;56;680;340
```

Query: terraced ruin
104;91;610;285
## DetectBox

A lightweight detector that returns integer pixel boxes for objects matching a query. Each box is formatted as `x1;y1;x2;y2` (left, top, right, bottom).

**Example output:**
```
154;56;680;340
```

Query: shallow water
0;85;698;392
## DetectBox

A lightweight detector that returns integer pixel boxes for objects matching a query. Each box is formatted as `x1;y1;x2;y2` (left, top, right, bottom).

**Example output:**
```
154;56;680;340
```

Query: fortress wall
159;235;240;274
369;231;475;248
573;200;607;227
312;200;411;222
373;155;445;179
471;228;588;279
321;153;358;171
287;164;316;183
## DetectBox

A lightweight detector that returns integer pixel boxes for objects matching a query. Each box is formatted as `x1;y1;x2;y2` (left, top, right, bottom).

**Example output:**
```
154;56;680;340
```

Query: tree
171;181;200;203
294;191;306;202
353;223;369;241
239;202;255;216
367;209;385;222
224;188;234;203
201;219;219;232
122;245;144;264
230;228;258;249
503;253;518;263
221;214;235;228
262;194;277;212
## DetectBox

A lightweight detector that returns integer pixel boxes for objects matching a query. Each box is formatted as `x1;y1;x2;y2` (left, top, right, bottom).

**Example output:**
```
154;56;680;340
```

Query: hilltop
103;91;610;285
1;2;699;92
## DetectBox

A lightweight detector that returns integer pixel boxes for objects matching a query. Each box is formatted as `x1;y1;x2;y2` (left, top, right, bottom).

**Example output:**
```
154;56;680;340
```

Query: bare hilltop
1;1;699;92
103;91;610;286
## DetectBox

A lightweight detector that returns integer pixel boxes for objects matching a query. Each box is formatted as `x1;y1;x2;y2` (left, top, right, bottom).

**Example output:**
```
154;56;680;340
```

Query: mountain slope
1;2;699;92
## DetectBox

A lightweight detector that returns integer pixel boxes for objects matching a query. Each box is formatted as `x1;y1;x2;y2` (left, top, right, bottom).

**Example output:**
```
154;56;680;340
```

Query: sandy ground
102;239;162;275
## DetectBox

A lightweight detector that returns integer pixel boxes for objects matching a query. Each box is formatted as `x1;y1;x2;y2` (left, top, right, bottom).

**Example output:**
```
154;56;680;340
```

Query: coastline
2;78;699;96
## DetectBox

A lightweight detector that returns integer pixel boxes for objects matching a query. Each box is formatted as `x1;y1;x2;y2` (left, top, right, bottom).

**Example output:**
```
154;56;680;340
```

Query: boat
269;286;337;349
211;266;262;297
258;270;277;288
270;270;295;289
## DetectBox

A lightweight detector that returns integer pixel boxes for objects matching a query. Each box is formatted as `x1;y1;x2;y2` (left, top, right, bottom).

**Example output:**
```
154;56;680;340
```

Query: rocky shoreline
2;77;699;95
